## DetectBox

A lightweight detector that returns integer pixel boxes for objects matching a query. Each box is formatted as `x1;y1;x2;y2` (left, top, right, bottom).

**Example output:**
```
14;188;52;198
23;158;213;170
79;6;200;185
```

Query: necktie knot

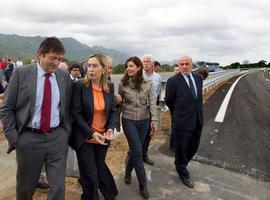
45;73;51;79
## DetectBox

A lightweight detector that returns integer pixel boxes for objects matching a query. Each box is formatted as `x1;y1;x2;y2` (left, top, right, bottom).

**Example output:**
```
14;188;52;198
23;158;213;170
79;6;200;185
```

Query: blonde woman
70;53;118;200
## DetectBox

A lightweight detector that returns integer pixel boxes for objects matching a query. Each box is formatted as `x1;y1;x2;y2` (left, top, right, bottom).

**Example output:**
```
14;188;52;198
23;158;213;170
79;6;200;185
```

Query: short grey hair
142;54;155;64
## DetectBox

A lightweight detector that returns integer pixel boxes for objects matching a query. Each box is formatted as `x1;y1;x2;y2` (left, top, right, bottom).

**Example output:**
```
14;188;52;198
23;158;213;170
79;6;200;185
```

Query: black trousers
174;125;202;179
76;143;118;200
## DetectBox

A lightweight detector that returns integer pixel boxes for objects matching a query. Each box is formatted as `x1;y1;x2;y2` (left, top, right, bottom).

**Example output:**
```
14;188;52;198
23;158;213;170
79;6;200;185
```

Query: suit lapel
177;73;195;100
86;84;94;115
55;69;65;120
103;91;110;119
192;72;202;98
28;64;37;116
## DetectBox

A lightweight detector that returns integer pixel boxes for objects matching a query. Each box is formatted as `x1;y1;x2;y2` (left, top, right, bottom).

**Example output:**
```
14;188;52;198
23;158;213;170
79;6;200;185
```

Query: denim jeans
122;118;150;185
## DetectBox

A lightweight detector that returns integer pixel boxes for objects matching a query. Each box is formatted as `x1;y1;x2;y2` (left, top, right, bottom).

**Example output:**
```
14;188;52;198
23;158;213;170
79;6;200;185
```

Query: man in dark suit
0;37;72;200
165;56;203;188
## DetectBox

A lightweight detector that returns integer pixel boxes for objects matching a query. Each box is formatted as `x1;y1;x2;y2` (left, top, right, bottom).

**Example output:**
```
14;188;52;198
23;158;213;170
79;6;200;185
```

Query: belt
25;126;58;134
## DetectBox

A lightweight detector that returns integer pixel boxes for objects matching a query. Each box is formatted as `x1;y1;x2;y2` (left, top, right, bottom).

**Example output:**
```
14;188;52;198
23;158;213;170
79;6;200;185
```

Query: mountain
0;33;129;65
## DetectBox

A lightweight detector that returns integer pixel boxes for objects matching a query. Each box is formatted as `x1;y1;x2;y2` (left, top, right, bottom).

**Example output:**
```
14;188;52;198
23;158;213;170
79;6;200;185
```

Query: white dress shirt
28;64;60;128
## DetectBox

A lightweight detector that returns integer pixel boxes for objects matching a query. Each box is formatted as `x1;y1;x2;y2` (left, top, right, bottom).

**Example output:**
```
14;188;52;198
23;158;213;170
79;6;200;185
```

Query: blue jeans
122;118;150;185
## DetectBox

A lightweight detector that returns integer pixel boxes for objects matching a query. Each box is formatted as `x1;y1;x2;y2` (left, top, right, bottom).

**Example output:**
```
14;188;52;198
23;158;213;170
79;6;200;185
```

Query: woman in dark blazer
70;53;118;200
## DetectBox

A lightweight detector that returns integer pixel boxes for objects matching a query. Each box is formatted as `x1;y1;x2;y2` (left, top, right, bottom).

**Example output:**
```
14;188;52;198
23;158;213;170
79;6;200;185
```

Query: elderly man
165;56;203;188
142;54;161;165
0;37;72;200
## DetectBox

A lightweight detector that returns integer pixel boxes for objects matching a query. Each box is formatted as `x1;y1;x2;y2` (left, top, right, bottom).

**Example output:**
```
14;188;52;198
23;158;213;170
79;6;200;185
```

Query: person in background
153;61;161;73
15;58;23;67
80;62;88;78
165;56;203;189
0;58;7;81
0;37;72;200
142;54;161;165
70;53;118;200
58;62;68;71
0;77;5;107
116;56;158;199
4;59;14;83
173;64;180;75
69;63;81;82
106;56;113;81
31;59;36;65
196;67;209;80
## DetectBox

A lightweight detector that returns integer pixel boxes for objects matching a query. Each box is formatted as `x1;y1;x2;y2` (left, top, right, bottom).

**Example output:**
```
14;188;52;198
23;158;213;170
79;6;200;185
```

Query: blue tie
187;74;196;99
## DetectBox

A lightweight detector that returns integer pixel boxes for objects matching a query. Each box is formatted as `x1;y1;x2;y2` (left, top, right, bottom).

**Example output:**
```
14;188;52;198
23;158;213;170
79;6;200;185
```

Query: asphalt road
195;70;270;181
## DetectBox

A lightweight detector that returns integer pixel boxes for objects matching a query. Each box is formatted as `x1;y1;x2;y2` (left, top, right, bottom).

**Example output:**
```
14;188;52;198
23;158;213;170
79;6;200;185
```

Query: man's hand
92;132;107;145
105;129;113;140
6;141;17;154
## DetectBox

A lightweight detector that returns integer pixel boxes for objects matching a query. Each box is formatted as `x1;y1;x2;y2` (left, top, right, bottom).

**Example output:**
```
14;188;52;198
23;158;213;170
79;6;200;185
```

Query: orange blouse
85;85;106;143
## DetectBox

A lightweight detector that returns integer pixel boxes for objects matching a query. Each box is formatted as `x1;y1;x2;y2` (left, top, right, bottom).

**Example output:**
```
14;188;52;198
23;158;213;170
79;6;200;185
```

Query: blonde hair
83;53;109;92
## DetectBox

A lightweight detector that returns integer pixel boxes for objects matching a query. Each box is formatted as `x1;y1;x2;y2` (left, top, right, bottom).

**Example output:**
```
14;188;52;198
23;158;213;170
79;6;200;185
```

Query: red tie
40;73;51;132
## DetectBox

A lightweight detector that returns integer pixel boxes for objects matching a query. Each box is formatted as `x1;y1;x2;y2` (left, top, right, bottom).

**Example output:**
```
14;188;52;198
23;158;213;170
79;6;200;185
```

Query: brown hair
121;56;144;91
38;37;65;55
83;53;109;92
196;67;209;80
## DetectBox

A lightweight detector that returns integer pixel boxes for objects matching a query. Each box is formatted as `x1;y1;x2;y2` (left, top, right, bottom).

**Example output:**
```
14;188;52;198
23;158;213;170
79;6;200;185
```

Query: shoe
124;173;132;185
181;177;194;188
36;181;49;189
143;156;154;165
139;184;149;198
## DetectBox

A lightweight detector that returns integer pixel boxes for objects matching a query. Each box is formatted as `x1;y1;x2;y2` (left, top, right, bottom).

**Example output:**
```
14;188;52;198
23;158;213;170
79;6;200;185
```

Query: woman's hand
92;132;107;145
114;94;122;104
151;123;157;135
105;129;114;140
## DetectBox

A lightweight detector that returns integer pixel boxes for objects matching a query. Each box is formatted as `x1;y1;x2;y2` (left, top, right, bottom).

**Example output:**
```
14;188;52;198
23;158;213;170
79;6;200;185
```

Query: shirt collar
37;63;56;78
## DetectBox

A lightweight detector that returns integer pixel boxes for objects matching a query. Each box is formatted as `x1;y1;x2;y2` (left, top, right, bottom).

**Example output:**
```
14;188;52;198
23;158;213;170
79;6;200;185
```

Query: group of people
0;37;205;200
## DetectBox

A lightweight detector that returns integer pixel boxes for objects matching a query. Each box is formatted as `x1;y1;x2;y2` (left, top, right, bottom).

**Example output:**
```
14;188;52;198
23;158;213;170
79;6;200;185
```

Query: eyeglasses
179;63;190;66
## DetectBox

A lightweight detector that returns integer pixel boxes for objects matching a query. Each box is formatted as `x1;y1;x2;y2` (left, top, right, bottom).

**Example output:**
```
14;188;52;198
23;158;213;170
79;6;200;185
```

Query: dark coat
165;72;203;132
69;80;116;150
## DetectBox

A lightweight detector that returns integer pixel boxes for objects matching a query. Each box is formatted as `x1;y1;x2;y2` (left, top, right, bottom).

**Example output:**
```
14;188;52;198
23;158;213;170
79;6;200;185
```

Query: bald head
58;62;68;71
177;56;193;74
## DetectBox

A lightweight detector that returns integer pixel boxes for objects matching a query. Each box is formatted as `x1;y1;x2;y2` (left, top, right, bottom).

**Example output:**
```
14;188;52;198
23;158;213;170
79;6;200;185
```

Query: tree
112;64;125;74
230;62;241;69
258;60;267;68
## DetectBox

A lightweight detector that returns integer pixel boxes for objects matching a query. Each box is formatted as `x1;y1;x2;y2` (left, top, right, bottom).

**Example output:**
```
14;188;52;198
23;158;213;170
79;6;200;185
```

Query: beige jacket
118;79;158;124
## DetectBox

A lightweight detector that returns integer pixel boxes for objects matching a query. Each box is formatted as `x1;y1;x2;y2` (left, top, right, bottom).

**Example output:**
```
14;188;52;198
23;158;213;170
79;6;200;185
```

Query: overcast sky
1;0;270;65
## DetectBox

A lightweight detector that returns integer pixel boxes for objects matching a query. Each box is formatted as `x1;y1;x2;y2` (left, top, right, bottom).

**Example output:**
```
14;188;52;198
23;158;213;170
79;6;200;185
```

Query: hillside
0;33;129;65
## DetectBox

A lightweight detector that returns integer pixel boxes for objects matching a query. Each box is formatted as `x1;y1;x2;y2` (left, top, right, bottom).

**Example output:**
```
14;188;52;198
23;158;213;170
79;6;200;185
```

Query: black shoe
143;156;154;165
181;177;194;188
36;181;49;189
124;173;132;185
139;184;149;199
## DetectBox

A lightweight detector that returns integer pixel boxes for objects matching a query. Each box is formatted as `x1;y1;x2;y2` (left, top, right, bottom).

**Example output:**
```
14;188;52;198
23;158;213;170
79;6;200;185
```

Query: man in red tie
0;37;72;200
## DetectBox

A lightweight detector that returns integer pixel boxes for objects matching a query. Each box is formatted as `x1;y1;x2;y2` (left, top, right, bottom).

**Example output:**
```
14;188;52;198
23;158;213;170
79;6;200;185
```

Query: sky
1;0;270;65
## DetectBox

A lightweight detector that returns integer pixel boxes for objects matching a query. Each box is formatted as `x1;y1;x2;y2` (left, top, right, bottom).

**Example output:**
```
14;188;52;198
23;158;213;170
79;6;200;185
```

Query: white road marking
214;73;248;123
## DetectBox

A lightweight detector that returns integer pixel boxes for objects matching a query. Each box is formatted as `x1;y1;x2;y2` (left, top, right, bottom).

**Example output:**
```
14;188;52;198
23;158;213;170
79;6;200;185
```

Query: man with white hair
165;56;203;188
142;54;161;165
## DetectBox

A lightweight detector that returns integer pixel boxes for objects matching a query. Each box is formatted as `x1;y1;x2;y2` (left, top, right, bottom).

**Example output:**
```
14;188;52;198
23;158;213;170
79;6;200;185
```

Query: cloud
0;0;270;65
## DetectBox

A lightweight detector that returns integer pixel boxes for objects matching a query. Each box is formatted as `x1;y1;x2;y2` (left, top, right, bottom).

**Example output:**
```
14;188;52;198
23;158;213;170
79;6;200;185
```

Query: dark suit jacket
0;64;72;145
69;80;116;150
165;72;203;132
